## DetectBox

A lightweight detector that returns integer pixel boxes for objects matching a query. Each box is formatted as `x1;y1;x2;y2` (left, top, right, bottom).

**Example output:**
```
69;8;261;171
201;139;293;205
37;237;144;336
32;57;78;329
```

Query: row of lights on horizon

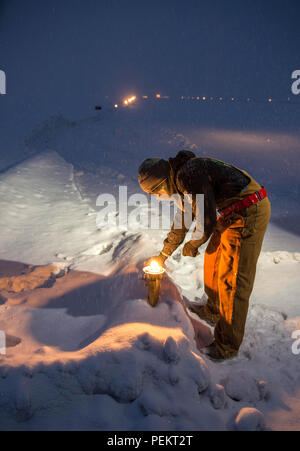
114;94;279;108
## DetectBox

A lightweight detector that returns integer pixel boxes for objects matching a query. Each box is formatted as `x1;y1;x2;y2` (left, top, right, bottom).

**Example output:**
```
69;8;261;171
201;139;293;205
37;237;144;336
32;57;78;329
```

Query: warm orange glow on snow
88;323;184;352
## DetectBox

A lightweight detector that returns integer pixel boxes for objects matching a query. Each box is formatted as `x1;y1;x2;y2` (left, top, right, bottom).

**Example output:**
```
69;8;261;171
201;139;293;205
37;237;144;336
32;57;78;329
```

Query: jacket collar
168;150;195;195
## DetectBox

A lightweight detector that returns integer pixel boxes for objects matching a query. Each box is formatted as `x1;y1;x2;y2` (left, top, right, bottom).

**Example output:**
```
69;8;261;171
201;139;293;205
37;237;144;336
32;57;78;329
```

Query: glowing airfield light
156;94;161;98
268;98;272;102
202;96;206;101
114;104;118;108
143;260;165;275
123;95;137;106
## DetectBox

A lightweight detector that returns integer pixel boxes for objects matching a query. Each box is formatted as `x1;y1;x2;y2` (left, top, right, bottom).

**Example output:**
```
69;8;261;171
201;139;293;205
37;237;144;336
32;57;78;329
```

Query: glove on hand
182;241;200;257
144;253;167;268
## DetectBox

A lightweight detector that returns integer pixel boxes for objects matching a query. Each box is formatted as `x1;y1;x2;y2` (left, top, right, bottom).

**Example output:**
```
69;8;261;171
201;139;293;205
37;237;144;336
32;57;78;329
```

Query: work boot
201;342;225;362
189;304;220;327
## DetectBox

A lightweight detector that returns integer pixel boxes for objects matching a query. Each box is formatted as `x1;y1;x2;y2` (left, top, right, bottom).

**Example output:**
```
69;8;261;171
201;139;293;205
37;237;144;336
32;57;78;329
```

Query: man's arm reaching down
161;207;192;258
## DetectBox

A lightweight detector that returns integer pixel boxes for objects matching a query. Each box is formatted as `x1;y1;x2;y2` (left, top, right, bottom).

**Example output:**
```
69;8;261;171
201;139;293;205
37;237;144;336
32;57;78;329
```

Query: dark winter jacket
161;150;251;257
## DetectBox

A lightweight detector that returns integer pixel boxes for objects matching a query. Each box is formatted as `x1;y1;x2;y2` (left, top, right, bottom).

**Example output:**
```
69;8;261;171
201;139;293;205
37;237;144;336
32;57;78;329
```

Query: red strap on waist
218;187;267;218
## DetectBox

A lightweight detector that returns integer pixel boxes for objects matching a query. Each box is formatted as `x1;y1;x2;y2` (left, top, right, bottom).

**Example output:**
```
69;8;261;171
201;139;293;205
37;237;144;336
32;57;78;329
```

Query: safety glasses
148;178;168;194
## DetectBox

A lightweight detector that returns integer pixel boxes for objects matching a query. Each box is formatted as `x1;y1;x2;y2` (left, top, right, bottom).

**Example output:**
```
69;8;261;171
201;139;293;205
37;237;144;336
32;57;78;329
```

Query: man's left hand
144;253;167;268
182;242;200;257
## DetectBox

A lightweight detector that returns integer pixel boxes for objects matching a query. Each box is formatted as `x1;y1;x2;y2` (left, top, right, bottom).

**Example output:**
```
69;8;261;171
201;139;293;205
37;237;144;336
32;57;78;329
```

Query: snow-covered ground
0;104;300;430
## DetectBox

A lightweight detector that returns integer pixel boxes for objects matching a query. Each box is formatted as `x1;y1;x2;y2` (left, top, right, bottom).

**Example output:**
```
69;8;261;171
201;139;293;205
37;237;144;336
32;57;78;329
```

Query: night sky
1;0;300;141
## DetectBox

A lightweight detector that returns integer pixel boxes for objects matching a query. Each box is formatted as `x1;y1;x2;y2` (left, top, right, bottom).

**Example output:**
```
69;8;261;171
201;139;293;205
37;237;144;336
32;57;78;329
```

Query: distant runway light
114;104;118;108
123;95;136;106
268;98;272;102
156;94;161;98
202;96;206;101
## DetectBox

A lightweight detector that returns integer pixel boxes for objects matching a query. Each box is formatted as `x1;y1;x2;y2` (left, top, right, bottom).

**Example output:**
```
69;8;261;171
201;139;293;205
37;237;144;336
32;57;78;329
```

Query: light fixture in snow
143;260;165;275
143;261;165;307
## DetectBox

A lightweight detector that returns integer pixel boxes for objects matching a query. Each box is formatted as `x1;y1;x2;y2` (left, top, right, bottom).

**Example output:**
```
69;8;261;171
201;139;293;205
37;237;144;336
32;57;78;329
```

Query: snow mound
0;322;217;429
224;370;262;402
234;408;265;431
210;384;226;410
